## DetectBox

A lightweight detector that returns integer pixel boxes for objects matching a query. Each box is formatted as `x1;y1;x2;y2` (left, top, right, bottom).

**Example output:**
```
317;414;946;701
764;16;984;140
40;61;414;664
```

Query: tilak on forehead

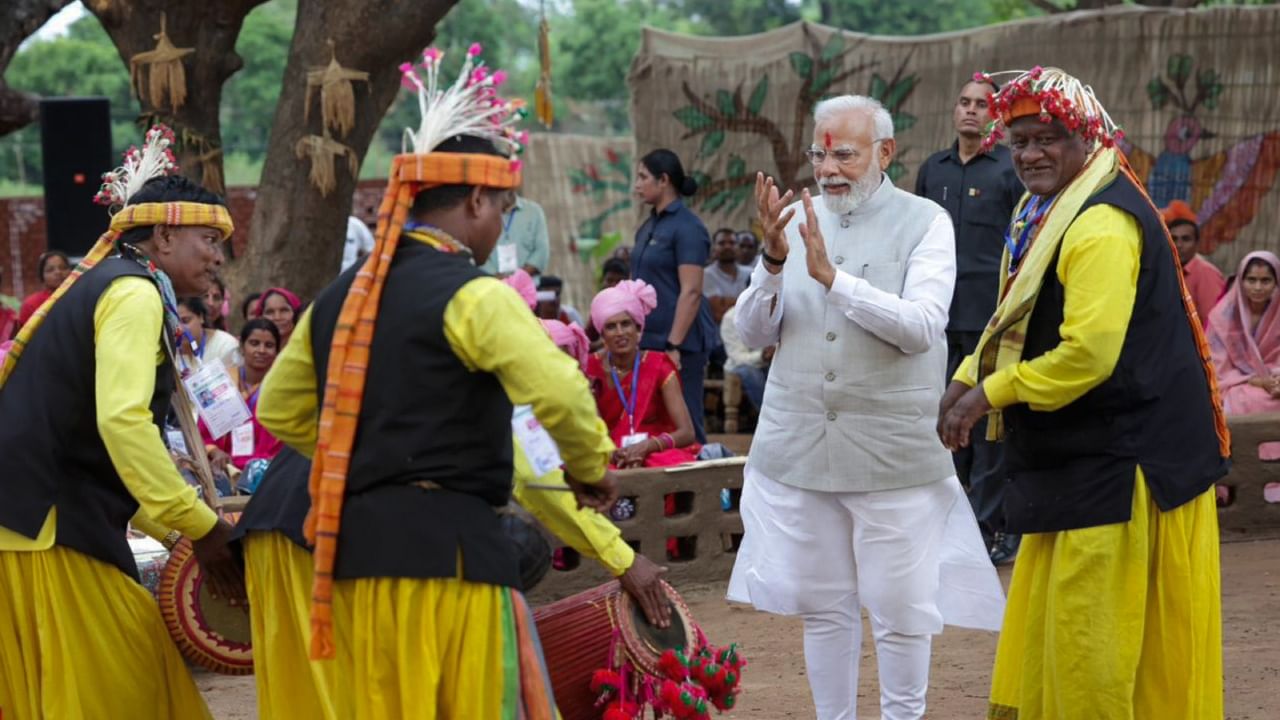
824;131;833;149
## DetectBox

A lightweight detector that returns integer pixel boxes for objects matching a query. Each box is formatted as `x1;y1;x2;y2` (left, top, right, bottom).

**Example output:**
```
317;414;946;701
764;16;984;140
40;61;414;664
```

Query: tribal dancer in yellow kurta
252;44;618;720
0;131;238;720
939;68;1228;720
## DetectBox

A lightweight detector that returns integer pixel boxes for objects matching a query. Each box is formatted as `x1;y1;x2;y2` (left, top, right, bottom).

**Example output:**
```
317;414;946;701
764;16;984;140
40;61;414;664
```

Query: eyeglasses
803;141;887;167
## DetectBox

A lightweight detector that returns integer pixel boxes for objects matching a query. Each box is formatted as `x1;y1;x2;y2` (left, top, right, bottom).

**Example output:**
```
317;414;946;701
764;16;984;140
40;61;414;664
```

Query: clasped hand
754;173;837;289
936;380;993;451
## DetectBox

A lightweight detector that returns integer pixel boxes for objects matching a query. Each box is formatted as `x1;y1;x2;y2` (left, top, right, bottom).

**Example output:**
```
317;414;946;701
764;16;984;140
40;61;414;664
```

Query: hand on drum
191;517;246;605
619;553;672;629
565;470;620;513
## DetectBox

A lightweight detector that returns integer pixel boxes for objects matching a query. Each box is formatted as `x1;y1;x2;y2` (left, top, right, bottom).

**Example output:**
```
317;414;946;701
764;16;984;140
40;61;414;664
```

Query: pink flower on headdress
470;66;489;86
1029;66;1044;79
423;47;442;63
468;42;482;57
516;130;530;145
491;70;508;87
399;62;413;74
510;158;523;173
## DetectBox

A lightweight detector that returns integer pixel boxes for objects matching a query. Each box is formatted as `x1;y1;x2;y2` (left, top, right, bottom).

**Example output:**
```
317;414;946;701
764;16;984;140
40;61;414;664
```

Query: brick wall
1;180;389;301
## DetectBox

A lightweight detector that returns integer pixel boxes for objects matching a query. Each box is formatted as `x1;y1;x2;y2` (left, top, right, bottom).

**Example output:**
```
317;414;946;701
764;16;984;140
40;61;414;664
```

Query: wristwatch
664;341;679;352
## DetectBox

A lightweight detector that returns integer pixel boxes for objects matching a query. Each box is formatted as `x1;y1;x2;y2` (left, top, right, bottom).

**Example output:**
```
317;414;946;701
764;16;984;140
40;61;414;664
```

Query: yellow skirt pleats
245;530;558;720
0;546;212;720
243;531;351;720
988;470;1223;720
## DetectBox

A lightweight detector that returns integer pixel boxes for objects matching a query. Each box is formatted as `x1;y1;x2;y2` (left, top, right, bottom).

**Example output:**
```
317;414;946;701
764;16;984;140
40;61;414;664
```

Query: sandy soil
200;536;1280;719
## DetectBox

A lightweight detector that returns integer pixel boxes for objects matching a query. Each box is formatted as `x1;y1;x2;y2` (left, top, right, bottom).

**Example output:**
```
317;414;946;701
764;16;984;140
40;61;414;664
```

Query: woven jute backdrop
628;6;1280;276
521;133;636;310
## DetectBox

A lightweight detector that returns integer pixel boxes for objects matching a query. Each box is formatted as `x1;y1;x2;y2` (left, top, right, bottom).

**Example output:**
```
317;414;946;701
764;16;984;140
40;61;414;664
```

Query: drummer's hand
192;518;246;606
619;553;671;629
566;470;619;512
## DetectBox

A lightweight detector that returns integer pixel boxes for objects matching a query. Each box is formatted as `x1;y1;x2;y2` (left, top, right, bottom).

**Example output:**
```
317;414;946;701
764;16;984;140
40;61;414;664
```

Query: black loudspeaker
40;97;113;258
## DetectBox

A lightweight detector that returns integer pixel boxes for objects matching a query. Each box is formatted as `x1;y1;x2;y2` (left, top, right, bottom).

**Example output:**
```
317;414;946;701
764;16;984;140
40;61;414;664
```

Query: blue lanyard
240;366;260;407
1005;194;1056;273
607;351;642;434
502;207;518;238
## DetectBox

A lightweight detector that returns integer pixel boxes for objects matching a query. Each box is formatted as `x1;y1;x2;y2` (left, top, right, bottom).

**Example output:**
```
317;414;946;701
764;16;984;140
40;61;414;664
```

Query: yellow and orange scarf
305;151;520;659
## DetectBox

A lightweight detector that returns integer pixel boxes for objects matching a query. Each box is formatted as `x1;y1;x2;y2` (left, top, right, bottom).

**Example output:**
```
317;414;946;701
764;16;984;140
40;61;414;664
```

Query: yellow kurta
0;276;215;720
954;206;1223;720
253;230;614;718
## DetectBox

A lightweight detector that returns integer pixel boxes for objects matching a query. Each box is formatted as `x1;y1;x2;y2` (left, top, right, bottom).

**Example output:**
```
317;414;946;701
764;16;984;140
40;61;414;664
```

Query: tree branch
680;81;790;170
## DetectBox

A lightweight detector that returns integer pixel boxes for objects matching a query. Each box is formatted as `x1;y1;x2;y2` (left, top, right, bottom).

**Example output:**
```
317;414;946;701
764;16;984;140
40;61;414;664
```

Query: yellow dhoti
245;531;559;720
988;470;1222;719
244;531;351;720
0;546;212;720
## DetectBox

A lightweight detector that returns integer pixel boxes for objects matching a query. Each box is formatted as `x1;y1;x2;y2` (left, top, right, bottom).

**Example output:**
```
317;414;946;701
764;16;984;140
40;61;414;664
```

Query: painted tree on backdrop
670;31;918;216
0;0;75;137
230;0;462;301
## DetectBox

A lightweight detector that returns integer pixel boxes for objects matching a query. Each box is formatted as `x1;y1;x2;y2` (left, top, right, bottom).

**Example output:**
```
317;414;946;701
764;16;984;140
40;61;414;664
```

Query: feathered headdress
93;124;179;212
399;43;529;162
976;66;1123;153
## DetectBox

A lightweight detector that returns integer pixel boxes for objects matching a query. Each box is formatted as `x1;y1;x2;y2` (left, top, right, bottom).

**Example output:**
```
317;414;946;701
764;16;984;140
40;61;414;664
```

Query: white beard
819;171;882;216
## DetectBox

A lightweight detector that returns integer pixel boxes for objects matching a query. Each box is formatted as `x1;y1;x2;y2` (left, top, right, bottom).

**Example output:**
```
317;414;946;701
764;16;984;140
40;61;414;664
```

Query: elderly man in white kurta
726;95;1004;720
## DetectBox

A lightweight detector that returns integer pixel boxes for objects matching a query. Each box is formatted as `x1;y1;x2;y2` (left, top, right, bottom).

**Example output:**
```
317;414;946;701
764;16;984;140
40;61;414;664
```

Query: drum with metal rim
156;511;253;675
534;580;698;720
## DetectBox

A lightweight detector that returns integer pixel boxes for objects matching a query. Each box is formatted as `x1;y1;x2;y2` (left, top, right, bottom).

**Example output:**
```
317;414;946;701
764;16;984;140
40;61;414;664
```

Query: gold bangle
161;530;182;551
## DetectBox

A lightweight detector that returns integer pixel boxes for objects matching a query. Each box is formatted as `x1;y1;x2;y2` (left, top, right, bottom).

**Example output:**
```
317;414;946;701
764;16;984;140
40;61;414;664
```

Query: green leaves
727;154;746;180
700;130;727;157
1198;68;1224;110
893;113;917;133
716;89;737;117
1167;54;1193;88
674;106;715;132
1147;78;1170;110
820;33;845;62
789;52;814;81
747;75;769;116
869;73;888;102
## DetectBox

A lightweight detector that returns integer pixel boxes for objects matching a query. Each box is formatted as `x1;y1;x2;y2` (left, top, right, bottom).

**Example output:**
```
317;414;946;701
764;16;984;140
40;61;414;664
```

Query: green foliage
746;75;769;116
221;0;296;160
1147;77;1170;110
4;15;138;184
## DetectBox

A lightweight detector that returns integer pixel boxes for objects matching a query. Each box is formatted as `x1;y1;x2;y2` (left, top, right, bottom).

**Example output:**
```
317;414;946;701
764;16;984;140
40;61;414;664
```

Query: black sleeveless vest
304;241;518;586
0;258;172;580
1000;173;1229;533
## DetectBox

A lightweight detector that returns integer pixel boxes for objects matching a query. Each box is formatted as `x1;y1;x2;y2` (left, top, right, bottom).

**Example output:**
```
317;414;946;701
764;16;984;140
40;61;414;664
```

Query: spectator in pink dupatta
253;287;302;348
1206;251;1280;488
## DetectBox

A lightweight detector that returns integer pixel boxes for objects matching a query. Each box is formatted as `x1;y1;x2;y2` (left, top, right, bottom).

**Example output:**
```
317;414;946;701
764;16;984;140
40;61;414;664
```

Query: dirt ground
200;536;1280;719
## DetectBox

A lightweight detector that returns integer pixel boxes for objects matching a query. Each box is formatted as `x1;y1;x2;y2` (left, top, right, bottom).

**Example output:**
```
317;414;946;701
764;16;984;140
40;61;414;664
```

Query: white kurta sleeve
734;261;786;349
823;212;955;354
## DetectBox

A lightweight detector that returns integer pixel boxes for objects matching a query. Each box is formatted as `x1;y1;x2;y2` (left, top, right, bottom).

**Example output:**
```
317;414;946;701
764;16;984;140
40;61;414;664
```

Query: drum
156;511;253;675
534;580;698;720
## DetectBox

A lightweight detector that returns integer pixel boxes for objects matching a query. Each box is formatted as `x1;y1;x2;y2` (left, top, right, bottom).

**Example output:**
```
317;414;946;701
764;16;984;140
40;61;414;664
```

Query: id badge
231;422;255;457
183;361;251;439
621;432;650;448
512;405;563;477
497;243;519;274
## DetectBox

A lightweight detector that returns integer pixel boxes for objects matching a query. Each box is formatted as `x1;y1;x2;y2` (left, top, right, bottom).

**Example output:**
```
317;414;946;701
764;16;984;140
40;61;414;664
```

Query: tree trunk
0;0;74;137
83;0;267;192
230;0;461;302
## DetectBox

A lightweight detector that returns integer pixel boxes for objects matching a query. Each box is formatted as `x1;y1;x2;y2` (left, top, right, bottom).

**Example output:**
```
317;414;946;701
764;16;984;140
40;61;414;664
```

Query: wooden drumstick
525;483;574;492
168;380;222;512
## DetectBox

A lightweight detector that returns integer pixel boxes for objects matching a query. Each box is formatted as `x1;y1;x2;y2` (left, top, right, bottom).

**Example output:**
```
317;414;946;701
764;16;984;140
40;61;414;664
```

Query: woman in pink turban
254;286;303;347
540;319;591;372
586;280;700;468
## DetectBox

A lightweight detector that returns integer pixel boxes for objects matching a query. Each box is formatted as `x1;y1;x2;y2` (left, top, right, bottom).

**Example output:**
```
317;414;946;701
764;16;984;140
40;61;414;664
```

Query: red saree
586;350;700;467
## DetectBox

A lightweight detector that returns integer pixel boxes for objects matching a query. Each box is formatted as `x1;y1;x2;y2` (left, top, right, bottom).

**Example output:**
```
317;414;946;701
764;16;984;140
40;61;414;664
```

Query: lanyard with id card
610;352;649;448
183;360;251;440
512;405;563;477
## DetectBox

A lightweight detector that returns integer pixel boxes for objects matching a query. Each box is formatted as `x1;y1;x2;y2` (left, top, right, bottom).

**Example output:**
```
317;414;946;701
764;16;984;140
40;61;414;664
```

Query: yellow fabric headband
108;201;235;240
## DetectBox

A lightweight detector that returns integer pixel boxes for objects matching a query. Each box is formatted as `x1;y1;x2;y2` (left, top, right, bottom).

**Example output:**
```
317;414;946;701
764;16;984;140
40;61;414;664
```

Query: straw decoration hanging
305;41;370;138
295;129;359;196
129;14;195;112
534;3;553;128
